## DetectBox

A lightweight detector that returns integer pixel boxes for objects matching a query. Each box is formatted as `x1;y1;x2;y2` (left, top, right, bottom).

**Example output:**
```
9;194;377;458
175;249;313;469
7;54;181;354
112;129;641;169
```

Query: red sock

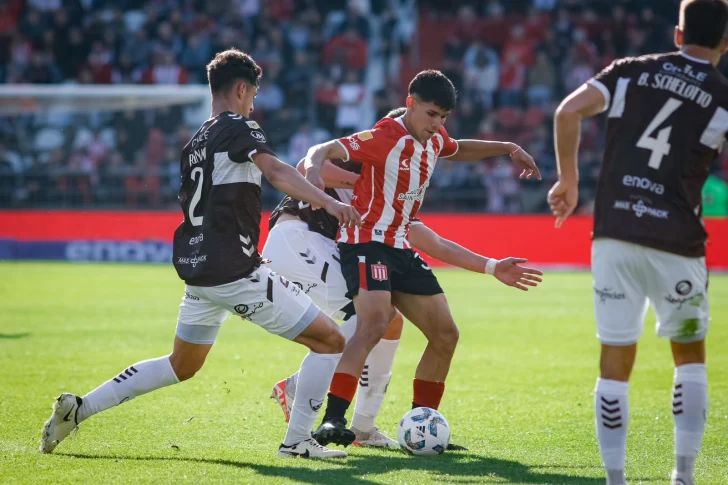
412;378;445;410
329;372;358;403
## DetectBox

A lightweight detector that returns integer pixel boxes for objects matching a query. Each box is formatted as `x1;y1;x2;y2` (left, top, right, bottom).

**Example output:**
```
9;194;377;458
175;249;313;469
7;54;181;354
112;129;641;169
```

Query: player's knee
324;328;346;354
169;354;205;382
357;313;391;347
599;344;636;381
431;323;459;357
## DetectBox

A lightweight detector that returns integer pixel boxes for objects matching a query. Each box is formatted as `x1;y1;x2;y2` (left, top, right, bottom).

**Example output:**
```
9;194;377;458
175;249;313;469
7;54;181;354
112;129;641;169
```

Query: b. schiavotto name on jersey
588;51;728;258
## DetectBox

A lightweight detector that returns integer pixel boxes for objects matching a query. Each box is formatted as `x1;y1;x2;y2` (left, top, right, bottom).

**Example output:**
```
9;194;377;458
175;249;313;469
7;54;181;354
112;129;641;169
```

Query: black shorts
339;241;443;299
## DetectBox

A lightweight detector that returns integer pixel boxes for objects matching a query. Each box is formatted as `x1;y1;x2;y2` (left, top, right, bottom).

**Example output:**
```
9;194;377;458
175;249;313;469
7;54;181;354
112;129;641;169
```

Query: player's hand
324;199;361;228
547;179;579;228
305;166;326;209
493;258;543;291
510;146;542;180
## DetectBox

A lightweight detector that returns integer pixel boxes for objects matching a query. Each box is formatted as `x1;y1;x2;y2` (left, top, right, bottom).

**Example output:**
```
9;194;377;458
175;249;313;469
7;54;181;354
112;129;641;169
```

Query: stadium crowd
0;0;727;213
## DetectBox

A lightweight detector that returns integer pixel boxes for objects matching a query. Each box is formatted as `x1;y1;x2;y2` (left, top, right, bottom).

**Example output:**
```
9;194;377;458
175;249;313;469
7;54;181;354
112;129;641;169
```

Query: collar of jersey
679;51;711;64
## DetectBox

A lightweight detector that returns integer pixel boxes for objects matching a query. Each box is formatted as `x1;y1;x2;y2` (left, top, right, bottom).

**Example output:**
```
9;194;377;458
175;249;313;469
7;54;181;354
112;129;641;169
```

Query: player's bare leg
392;292;469;451
314;289;395;446
669;340;707;485
278;311;348;458
350;312;403;447
40;336;202;453
392;292;458;403
594;344;637;485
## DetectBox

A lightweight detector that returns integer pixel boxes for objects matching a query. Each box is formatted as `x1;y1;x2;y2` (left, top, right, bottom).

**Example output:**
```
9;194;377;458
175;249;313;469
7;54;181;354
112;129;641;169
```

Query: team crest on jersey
371;264;388;281
246;120;260;129
250;131;266;142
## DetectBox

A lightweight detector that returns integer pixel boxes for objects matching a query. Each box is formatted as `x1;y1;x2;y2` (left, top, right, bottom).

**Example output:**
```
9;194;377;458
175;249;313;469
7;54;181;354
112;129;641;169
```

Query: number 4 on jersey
636;98;683;170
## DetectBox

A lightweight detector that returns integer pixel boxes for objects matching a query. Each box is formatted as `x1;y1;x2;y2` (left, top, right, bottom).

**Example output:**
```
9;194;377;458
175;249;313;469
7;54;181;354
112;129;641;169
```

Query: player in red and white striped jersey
302;70;543;447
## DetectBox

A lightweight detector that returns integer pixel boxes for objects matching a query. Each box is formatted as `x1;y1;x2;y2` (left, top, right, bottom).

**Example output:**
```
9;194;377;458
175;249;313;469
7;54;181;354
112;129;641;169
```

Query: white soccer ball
397;407;450;455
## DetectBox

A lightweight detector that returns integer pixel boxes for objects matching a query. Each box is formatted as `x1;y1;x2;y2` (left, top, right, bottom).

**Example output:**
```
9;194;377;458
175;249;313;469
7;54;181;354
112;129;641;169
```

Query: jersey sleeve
437;126;459;158
587;58;631;114
335;129;392;167
228;121;277;164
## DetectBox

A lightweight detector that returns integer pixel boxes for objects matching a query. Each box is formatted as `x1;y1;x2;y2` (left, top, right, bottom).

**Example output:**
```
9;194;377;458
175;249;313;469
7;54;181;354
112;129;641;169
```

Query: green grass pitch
1;262;726;484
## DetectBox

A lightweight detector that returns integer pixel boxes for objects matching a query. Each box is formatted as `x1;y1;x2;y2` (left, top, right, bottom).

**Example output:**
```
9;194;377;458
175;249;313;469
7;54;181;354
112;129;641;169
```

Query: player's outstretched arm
549;84;606;228
408;223;543;291
446;140;542;181
252;152;361;227
296;158;358;189
302;141;350;192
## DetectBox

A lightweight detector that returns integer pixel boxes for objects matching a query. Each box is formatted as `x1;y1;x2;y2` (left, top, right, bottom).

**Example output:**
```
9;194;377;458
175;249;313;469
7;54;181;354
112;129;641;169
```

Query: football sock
322;373;358;422
412;378;445;410
338;315;357;341
673;364;708;476
284;351;341;446
285;316;358;402
77;356;179;423
352;338;400;433
595;378;629;476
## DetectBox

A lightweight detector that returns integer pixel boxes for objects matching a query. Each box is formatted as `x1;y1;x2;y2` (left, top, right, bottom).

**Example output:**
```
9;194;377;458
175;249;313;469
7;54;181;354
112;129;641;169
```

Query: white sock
285;316;357;402
595;378;629;478
284;351;341;446
77;356;179;423
673;364;708;476
339;315;357;341
351;338;400;433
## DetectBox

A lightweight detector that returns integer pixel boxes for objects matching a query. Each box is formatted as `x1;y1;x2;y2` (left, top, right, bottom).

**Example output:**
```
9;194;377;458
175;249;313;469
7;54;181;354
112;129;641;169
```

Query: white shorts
262;220;353;321
592;238;710;346
176;265;319;344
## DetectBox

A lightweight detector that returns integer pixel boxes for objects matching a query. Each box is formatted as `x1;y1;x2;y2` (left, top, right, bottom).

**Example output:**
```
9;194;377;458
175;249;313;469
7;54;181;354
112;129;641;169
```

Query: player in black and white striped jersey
549;2;728;484
39;49;361;460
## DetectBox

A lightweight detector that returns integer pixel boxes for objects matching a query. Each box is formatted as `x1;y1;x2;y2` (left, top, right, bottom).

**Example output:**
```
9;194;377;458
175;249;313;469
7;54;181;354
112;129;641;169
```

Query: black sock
322;393;351;423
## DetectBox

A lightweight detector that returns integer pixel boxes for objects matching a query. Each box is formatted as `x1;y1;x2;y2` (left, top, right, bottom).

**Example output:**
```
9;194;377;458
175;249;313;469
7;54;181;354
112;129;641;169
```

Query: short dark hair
206;49;262;94
680;0;728;48
408;70;457;112
386;107;406;118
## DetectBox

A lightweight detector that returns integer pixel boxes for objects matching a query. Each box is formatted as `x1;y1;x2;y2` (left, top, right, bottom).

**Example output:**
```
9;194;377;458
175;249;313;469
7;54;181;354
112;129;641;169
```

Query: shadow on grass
60;450;638;484
0;332;31;339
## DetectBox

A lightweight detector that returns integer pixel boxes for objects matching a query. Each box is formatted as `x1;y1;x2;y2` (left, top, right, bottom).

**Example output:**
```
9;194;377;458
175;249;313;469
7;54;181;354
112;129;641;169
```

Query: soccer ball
397;407;450;455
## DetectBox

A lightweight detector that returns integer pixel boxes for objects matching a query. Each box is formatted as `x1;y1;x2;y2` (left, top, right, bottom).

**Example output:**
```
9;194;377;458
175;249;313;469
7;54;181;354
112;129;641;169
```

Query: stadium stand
0;0;726;213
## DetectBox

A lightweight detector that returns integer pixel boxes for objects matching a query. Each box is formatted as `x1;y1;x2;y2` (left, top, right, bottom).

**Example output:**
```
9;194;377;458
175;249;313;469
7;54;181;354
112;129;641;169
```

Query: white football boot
351;426;399;448
671;470;694;485
277;438;347;459
40;393;82;453
270;374;297;423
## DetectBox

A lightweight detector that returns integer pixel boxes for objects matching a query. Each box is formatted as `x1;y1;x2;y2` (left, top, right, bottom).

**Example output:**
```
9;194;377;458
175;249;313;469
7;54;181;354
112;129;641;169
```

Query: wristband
485;258;497;275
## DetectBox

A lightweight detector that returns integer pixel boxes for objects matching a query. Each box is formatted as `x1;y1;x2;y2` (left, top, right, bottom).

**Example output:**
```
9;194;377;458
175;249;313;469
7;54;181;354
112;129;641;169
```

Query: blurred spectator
2;0;722;214
141;51;188;85
527;51;555;108
502;25;536;67
335;70;366;137
499;52;526;108
324;28;367;71
464;50;499;108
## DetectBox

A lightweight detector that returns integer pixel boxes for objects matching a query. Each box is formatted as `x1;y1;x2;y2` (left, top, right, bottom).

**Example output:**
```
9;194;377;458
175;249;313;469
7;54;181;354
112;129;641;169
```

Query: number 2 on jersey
636;97;683;170
189;167;204;226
